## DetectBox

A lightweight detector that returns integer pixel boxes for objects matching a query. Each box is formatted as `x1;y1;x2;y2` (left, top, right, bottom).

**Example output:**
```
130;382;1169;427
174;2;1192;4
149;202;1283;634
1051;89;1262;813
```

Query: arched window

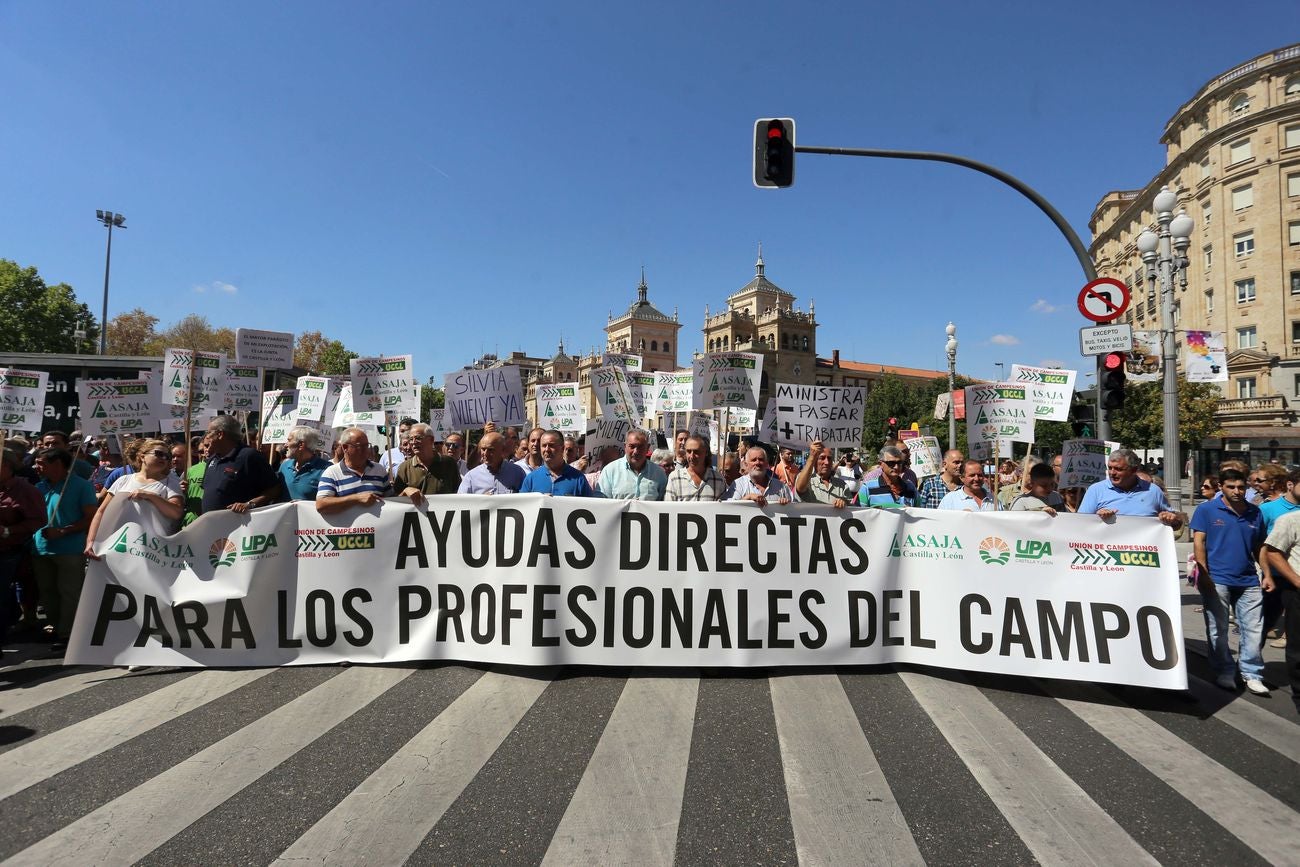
802;335;809;351
708;338;715;352
650;340;658;351
1229;92;1250;117
768;334;776;349
1286;75;1300;98
781;334;789;349
663;341;670;353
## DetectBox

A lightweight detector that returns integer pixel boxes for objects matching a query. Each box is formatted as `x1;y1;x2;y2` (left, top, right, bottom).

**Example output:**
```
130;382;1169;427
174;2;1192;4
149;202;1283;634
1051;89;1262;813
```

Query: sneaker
1215;673;1237;690
1244;679;1269;696
1271;636;1287;648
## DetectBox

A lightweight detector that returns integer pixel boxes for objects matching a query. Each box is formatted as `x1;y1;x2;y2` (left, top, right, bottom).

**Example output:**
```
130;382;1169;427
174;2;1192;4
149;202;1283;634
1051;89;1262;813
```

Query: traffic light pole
794;144;1108;442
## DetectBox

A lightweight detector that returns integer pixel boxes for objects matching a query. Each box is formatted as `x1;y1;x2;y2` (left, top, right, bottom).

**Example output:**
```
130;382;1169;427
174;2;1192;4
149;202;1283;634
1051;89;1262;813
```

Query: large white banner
767;383;865;448
69;499;1187;690
444;367;527;428
693;352;762;410
536;382;585;431
76;379;153;436
1011;364;1076;422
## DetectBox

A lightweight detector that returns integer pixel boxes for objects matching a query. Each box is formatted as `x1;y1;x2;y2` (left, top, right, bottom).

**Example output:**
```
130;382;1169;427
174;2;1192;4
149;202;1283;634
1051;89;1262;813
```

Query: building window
1205;288;1214;313
1234;231;1255;257
650;340;657;351
1229;93;1250;117
1290;173;1300;198
1238;377;1257;399
1287;75;1300;99
1204;246;1213;270
1231;184;1253;210
1287;124;1300;149
1137;301;1147;320
1228;137;1252;164
1236;278;1257;304
1291;222;1300;246
1294;374;1300;397
1202;199;1212;225
1199;156;1212;181
663;341;670;354
1237;325;1257;348
1293;271;1300;296
1293;321;1300;344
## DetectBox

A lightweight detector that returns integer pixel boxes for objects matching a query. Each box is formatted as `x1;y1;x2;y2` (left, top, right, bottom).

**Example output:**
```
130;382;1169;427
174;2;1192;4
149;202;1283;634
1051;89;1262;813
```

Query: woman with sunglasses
1199;475;1219;501
84;438;184;558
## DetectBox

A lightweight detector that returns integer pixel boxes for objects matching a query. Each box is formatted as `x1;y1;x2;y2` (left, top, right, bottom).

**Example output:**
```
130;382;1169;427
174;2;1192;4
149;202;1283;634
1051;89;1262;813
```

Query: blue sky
3;2;1297;385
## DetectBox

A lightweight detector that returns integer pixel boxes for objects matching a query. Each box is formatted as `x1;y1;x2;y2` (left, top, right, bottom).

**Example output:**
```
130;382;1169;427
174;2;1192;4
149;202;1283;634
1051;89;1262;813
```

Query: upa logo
978;536;1010;566
240;534;279;558
209;538;237;568
1015;539;1053;564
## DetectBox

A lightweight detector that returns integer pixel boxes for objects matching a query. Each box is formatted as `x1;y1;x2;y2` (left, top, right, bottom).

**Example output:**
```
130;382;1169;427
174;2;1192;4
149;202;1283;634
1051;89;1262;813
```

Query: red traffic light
767;124;785;140
1102;351;1125;370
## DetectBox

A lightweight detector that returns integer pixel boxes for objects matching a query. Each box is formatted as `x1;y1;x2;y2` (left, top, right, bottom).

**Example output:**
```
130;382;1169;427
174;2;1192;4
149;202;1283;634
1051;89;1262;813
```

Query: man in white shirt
727;446;793;505
595;429;667;501
939;460;998;511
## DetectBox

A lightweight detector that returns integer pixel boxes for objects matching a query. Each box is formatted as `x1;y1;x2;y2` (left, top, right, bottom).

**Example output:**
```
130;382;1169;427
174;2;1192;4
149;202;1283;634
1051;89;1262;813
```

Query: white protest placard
429;409;453;440
908;435;943;479
76;379;153;436
1185;331;1228;383
351;355;416;417
965;382;1035;446
235;328;295;369
294;376;330;421
585;417;632;455
1060;439;1110;489
260;389;299;444
162;349;227;409
934;392;951;421
626;370;656;420
726;406;756;433
967;438;1013;462
655;370;693;413
0;368;49;431
1011;364;1077;422
591;366;637;421
766;383;865;449
331;382;386;428
603;353;642;372
224;365;261;413
693;352;762;410
536;382;585;431
443;366;527;428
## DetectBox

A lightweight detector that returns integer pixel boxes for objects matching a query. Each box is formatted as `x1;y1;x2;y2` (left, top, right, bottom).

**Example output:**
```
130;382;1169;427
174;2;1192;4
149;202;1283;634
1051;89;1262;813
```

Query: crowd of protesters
0;415;1295;711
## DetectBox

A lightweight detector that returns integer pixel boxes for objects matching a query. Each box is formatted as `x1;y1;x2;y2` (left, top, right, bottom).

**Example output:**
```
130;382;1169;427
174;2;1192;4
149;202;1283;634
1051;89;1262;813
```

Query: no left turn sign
1077;278;1130;322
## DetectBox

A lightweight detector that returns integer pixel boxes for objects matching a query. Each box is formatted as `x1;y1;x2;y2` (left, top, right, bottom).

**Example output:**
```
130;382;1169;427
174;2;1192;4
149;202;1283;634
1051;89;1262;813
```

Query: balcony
1215;394;1294;426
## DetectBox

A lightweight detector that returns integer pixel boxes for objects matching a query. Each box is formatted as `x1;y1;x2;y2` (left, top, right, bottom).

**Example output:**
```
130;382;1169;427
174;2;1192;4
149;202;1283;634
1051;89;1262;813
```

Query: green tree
861;373;976;455
106;308;159;355
0;259;99;352
420;378;444;421
1109;379;1224;449
317;339;358;375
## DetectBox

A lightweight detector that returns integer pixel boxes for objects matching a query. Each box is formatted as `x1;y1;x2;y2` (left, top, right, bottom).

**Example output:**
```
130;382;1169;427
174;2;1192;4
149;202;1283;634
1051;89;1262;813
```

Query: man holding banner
458;432;525;494
795;440;850;508
1080;448;1184;530
520;431;596;497
939;460;998;512
395;423;461;503
727;446;793;505
317;428;393;513
201;416;280;515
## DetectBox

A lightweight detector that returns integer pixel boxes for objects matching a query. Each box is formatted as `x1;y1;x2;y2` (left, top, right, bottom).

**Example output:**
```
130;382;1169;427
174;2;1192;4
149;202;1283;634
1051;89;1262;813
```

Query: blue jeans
1201;582;1264;680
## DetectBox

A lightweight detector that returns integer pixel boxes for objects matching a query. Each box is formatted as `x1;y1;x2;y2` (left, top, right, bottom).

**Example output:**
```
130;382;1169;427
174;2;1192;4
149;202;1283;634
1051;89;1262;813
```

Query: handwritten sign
766;383;865;448
585;417;632;456
693;352;762;410
444;366;527;428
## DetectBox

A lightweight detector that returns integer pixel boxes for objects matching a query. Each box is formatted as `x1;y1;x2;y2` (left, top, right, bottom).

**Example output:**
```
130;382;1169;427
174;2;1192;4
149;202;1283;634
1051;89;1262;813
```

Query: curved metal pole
796;145;1106;440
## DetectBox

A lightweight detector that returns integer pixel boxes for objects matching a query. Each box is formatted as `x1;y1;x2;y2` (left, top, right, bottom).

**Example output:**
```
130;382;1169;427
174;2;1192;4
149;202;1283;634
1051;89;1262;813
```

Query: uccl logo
978;536;1010;565
209;538;237;568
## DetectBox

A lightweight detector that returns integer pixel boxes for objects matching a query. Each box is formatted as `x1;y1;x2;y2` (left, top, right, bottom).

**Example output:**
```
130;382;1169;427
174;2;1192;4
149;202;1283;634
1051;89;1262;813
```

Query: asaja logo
978;536;1010;565
888;533;964;560
109;528;196;564
209;538;237;568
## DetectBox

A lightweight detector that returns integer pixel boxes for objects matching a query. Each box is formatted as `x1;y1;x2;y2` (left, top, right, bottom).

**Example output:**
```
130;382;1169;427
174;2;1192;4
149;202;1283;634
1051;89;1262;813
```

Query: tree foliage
294;330;358;375
861;374;976;454
0;259;99;353
420;378;445;421
105;308;160;355
1109;379;1224;449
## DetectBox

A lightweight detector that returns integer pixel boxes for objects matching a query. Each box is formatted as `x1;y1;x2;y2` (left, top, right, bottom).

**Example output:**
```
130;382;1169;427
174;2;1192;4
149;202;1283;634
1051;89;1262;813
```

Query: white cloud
193;281;239;295
1030;299;1057;314
990;334;1020;346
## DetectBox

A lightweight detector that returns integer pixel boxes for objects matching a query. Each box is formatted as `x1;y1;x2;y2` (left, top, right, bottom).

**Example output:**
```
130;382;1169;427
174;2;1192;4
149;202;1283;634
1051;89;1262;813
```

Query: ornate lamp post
945;322;958;449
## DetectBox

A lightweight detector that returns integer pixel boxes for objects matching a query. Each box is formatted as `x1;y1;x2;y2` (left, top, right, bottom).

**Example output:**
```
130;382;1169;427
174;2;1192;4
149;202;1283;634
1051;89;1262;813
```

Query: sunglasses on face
881;460;902;468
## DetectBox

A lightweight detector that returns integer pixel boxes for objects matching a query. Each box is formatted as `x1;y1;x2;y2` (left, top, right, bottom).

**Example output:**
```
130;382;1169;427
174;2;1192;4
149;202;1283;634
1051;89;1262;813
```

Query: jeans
1201;582;1264;680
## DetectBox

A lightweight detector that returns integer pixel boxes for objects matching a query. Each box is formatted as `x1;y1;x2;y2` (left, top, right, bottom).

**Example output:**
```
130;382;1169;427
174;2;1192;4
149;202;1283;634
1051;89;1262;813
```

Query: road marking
272;671;546;866
1046;680;1299;866
902;671;1156;866
772;673;925;866
543;677;697;866
0;668;271;800
7;666;410;867
0;666;132;720
1186;674;1300;764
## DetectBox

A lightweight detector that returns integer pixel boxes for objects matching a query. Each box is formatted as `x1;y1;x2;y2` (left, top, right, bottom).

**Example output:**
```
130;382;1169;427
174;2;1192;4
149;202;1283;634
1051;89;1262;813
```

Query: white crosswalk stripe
0;660;1296;866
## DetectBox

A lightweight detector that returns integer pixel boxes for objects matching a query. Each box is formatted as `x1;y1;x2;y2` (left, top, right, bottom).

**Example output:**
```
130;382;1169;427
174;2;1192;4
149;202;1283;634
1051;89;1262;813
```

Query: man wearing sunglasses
858;445;918;510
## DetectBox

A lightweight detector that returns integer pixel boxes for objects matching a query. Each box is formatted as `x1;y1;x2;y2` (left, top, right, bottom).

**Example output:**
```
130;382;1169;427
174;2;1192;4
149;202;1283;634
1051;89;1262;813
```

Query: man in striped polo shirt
316;428;392;513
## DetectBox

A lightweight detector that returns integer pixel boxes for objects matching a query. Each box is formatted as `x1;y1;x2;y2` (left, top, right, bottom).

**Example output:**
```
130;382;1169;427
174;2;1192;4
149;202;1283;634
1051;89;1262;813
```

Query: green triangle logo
544;406;554;416
360;380;374;395
112;528;130;553
170;371;184;388
975;408;988;424
92;402;107;418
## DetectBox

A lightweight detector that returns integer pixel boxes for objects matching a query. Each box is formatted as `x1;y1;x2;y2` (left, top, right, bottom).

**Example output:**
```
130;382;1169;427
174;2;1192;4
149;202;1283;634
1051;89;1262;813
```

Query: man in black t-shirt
201;415;281;515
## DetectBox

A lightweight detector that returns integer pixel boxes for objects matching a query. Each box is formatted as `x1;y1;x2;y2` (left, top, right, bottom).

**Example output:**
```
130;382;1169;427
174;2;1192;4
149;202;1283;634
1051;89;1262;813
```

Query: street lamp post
1137;186;1194;514
945;323;958;450
95;210;126;355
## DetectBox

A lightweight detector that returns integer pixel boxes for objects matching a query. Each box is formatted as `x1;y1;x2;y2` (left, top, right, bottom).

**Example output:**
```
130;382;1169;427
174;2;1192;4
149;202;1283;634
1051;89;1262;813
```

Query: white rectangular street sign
1079;323;1133;356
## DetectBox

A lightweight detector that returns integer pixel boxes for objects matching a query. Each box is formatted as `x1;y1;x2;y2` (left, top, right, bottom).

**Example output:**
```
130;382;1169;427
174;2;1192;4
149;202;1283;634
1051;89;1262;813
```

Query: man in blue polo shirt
520;430;595;496
1079;448;1183;530
279;426;331;501
1191;469;1268;694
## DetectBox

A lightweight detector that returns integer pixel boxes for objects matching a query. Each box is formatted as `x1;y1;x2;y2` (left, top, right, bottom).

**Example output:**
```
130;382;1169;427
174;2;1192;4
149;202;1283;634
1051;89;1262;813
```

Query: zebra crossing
0;650;1296;866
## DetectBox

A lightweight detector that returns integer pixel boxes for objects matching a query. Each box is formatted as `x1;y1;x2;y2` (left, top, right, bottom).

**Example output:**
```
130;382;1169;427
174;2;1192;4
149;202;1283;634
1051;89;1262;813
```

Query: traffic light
1070;400;1095;438
754;118;795;188
1099;351;1127;418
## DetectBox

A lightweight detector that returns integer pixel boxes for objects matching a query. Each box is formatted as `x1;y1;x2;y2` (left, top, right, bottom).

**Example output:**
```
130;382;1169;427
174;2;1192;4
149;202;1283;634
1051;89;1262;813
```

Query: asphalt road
0;604;1296;866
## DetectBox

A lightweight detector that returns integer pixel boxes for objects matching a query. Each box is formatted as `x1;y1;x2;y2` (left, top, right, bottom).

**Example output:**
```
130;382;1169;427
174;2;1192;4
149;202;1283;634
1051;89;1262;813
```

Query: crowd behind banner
0;363;1294;707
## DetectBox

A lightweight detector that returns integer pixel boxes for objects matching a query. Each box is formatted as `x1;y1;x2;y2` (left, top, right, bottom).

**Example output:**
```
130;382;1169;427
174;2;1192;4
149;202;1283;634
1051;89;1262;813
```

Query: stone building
1090;43;1300;465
